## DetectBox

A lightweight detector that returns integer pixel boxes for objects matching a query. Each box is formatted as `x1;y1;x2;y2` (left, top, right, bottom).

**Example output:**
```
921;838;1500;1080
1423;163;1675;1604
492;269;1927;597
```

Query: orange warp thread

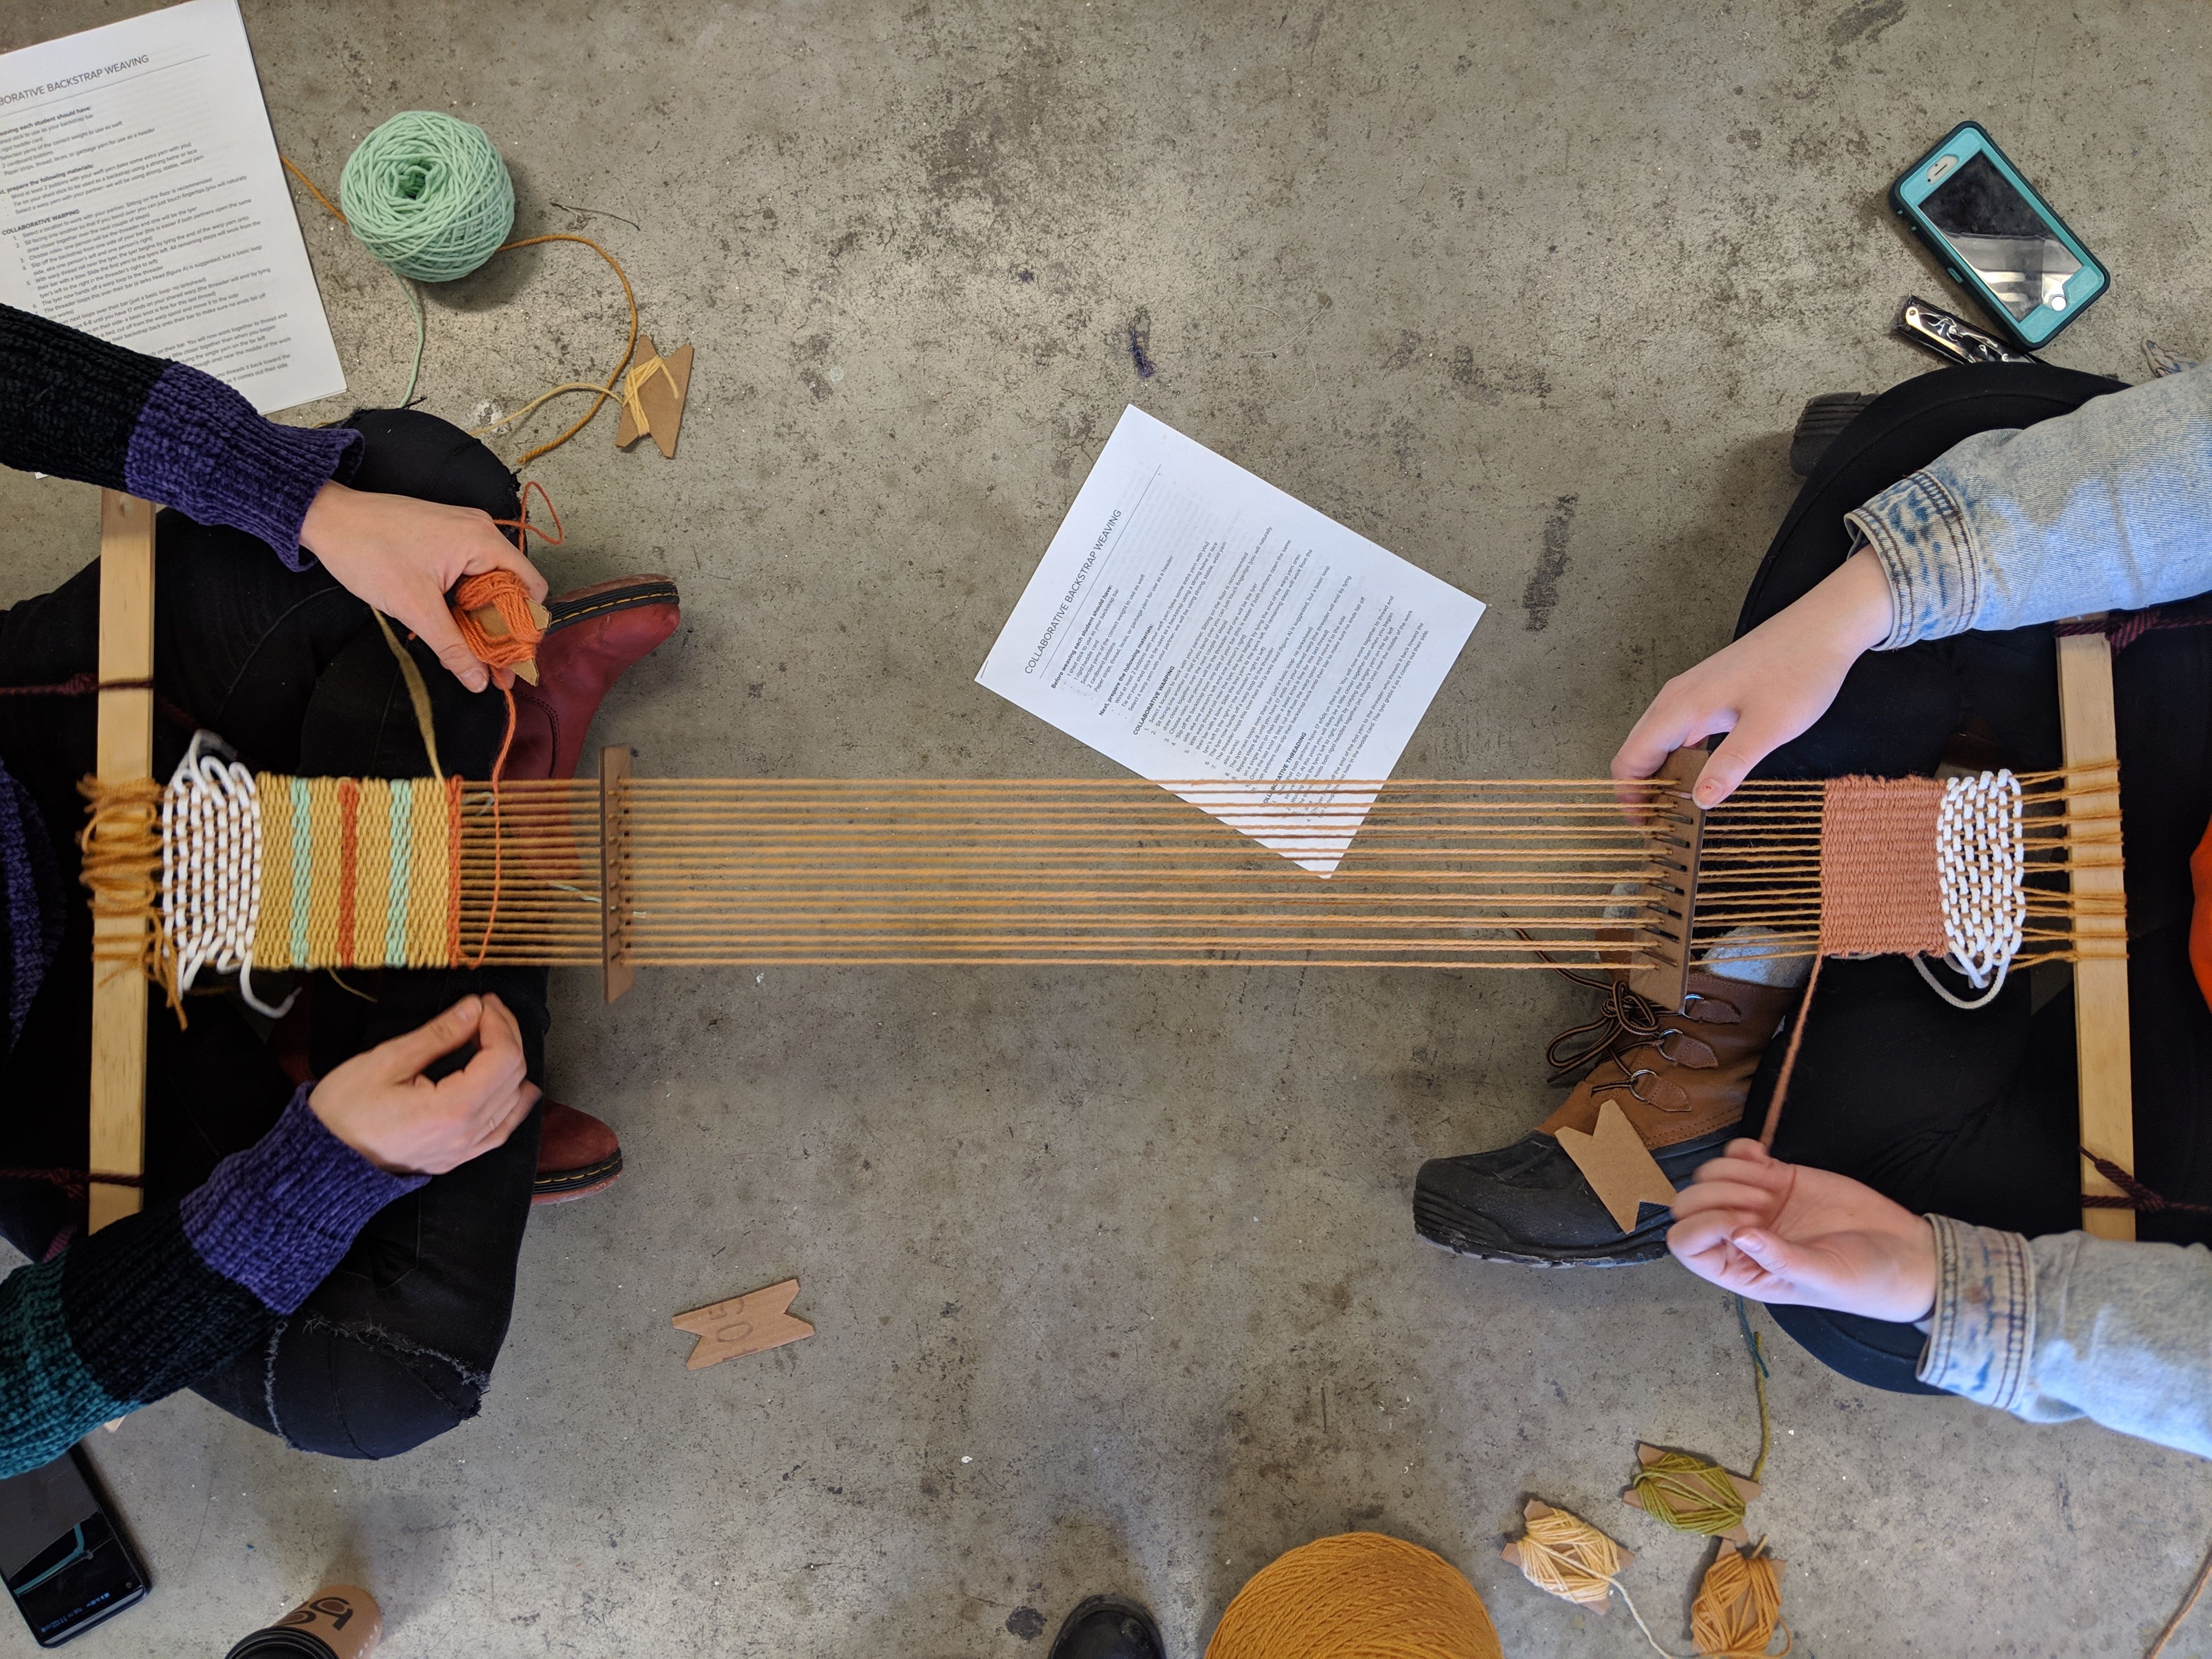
449;565;546;968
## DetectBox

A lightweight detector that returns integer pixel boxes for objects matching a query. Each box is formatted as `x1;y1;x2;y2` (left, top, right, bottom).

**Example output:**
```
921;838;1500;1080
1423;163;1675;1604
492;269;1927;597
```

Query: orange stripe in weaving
336;778;359;969
1817;775;1949;957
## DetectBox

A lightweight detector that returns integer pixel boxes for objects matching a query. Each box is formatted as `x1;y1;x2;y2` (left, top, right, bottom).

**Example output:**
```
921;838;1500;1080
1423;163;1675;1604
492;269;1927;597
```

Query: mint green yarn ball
338;111;515;283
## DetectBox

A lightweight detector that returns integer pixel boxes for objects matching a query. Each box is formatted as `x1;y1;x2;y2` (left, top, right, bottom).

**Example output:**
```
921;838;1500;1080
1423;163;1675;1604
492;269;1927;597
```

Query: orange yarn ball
1204;1533;1503;1659
452;568;544;671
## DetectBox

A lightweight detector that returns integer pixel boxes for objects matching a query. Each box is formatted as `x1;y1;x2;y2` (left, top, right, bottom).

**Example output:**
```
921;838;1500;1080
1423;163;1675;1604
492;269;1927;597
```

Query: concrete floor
3;1;2211;1654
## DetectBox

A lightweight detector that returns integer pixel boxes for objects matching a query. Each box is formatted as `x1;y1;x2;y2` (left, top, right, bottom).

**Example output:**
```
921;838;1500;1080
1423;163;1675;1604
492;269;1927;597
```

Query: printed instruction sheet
0;0;343;411
978;407;1485;872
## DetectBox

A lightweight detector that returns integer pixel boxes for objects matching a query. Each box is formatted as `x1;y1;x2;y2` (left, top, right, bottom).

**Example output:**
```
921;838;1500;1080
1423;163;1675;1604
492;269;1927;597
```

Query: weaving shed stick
88;492;154;1232
2058;622;2134;1240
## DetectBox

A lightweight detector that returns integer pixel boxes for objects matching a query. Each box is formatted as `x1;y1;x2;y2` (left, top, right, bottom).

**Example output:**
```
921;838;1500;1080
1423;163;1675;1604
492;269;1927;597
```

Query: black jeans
0;410;553;1458
1735;365;2212;1392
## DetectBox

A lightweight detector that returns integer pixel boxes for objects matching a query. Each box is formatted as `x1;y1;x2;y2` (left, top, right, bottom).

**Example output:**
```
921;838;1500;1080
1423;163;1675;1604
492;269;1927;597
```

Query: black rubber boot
1788;392;1878;475
1412;1122;1740;1267
1050;1595;1164;1659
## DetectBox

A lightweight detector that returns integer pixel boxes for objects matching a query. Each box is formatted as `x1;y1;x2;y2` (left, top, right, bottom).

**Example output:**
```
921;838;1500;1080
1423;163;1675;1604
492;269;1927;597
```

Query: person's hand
1613;548;1895;807
299;480;550;694
1667;1138;1939;1323
307;994;540;1176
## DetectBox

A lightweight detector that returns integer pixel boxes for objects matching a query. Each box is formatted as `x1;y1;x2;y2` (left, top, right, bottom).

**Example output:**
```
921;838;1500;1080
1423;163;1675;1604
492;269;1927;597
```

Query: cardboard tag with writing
673;1277;814;1370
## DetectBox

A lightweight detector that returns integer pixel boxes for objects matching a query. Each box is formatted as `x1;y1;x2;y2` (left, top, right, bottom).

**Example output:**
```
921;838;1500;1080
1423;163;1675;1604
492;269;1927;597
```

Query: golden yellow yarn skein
1204;1532;1503;1659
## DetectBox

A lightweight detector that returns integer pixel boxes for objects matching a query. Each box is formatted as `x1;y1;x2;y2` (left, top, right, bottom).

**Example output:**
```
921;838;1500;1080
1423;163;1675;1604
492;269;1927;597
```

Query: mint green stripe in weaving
385;780;415;966
0;1263;132;1478
288;776;313;969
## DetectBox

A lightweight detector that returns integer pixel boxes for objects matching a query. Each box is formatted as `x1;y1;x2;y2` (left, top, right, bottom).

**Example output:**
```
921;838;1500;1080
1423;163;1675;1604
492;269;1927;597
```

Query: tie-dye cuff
1916;1214;2034;1410
1845;469;1982;650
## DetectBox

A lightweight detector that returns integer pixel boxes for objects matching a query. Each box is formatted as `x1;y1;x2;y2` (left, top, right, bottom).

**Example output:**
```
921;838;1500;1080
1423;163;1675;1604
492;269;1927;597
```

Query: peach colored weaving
1818;775;1949;958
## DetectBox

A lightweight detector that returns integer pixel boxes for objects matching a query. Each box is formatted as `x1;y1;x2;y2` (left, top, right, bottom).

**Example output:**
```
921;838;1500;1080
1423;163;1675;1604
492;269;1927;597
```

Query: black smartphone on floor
1;1447;149;1645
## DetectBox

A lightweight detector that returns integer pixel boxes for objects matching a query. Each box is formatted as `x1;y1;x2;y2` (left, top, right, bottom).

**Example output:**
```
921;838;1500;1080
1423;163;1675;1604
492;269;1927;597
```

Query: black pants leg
0;410;554;1458
1729;365;2212;1391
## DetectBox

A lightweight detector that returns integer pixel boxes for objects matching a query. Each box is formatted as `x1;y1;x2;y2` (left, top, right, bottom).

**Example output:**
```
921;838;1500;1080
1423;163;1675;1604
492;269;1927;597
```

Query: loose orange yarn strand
1756;951;1824;1150
449;474;557;968
280;157;640;467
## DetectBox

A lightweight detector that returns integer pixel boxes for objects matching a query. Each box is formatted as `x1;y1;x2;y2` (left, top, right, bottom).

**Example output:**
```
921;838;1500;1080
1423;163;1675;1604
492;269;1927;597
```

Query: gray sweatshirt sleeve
1917;1215;2212;1457
1846;363;2212;648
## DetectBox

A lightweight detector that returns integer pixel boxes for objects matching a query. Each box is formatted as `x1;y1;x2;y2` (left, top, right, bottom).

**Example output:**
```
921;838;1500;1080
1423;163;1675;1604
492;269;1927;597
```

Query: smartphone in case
1;1447;149;1645
1891;122;2108;348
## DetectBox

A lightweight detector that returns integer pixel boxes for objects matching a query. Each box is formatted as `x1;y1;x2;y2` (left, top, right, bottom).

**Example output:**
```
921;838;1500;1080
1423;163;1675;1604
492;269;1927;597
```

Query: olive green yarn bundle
338;111;515;283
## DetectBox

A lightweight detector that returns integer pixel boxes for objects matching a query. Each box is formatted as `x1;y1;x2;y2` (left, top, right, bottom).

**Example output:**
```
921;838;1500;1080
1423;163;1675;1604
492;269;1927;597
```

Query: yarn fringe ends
77;775;179;1015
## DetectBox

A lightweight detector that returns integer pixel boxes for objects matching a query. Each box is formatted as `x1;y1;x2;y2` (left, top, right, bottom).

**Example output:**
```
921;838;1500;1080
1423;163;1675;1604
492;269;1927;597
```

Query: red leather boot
535;1101;625;1204
505;575;680;783
504;575;675;1203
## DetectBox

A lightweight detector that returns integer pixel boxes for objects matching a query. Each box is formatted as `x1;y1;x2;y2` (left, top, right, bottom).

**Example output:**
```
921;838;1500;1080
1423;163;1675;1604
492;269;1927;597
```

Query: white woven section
1935;768;2026;991
160;736;266;998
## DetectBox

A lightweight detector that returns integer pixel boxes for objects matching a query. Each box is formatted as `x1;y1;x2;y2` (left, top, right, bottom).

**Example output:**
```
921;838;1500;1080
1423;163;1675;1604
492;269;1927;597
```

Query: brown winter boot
1413;968;1802;1266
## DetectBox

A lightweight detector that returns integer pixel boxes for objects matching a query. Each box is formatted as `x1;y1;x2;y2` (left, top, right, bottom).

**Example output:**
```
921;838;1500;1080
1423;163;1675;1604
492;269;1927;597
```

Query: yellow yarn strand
1690;1542;1790;1659
1204;1533;1501;1659
370;607;444;781
1633;1301;1776;1537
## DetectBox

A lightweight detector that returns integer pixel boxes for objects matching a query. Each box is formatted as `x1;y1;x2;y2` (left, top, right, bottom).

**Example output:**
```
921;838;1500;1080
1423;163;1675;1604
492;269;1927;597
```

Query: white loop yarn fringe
159;733;289;1017
1915;766;2027;1011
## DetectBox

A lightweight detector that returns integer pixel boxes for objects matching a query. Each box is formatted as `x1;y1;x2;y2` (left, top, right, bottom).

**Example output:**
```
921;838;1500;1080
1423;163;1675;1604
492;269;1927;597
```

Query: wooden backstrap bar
88;491;155;1232
2058;625;2134;1240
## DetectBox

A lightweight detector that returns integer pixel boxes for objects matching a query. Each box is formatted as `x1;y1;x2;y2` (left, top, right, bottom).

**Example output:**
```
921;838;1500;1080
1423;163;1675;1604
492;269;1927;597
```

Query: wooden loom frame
83;506;2139;1238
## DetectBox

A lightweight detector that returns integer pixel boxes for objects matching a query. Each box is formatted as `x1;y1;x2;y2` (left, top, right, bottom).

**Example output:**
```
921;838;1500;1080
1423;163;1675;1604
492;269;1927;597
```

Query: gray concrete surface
2;1;2210;1654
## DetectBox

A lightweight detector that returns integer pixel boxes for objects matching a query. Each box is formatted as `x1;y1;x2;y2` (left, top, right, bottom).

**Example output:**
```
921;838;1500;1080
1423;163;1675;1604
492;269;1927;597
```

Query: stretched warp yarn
1204;1533;1500;1659
84;760;2120;1018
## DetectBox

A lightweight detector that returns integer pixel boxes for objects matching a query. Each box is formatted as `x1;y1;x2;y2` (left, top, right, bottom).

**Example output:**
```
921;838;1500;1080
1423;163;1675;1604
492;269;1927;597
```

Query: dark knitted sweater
0;304;417;1475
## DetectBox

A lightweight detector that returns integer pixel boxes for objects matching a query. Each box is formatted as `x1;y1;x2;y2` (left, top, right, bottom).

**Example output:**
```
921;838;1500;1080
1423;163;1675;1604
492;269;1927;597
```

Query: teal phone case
1890;121;2108;348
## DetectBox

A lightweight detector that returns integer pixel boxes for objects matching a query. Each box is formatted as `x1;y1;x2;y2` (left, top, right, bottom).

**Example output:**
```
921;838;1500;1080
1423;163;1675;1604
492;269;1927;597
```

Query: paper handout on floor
0;0;345;411
978;406;1485;873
